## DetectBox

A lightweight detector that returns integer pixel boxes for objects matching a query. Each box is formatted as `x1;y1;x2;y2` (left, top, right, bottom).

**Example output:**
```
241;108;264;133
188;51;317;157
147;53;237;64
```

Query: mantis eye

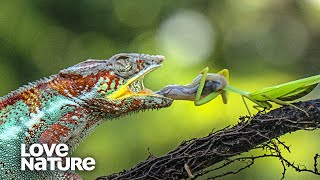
113;56;134;78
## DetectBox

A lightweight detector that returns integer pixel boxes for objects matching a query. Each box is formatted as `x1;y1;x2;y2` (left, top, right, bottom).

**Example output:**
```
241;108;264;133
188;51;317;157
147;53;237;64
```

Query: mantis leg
221;91;228;104
217;69;229;81
261;94;309;116
242;95;272;116
217;69;229;104
241;96;252;116
194;67;222;106
252;105;268;115
194;91;222;106
257;101;272;110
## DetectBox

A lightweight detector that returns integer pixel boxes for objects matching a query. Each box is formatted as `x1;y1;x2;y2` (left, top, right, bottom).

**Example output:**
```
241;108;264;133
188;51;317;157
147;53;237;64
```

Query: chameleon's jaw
108;64;168;100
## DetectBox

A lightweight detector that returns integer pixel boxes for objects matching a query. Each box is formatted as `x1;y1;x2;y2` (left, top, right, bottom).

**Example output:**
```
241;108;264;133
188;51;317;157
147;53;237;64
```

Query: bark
96;98;320;180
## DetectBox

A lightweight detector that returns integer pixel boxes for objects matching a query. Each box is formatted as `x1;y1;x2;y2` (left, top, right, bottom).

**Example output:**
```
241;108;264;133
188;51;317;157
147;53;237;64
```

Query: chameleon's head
59;53;173;117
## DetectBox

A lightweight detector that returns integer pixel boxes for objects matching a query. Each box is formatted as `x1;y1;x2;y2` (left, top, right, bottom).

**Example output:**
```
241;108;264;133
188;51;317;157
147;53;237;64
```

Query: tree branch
96;98;320;180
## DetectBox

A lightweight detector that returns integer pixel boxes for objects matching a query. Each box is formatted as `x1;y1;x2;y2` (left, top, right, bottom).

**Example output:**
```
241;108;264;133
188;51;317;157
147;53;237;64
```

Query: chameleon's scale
0;53;172;179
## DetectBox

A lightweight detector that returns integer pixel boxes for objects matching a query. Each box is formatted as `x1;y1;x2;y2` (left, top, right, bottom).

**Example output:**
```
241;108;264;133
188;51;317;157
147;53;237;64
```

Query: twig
96;98;320;180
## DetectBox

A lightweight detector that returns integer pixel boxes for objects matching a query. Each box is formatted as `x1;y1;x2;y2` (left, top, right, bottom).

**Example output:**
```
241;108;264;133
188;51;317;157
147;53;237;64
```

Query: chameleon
1;53;210;179
0;52;260;179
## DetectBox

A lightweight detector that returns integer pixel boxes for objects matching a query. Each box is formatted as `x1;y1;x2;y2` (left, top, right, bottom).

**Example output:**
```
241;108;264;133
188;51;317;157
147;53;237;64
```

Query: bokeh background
0;0;320;179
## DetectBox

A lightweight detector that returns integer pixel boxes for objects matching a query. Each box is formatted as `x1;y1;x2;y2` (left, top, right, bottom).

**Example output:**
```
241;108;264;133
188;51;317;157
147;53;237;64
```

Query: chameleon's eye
113;56;134;78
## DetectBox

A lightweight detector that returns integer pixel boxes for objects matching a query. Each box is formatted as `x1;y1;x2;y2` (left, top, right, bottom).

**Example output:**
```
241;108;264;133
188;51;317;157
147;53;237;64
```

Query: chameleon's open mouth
128;76;153;95
107;64;164;100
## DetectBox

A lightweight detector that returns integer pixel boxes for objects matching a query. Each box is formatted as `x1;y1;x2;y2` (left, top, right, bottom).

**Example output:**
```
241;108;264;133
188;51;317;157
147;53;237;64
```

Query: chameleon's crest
59;59;107;78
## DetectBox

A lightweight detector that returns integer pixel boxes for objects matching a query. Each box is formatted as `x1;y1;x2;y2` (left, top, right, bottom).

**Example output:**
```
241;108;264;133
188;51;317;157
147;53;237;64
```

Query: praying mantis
194;67;320;116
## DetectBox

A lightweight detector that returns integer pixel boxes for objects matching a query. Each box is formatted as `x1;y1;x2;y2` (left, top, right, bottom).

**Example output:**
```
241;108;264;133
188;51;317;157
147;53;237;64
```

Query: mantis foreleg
194;67;223;106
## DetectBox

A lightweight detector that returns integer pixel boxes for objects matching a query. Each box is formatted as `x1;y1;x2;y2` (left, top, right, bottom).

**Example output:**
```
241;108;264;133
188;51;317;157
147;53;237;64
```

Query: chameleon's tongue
155;80;221;101
136;88;155;95
125;86;154;96
115;78;158;99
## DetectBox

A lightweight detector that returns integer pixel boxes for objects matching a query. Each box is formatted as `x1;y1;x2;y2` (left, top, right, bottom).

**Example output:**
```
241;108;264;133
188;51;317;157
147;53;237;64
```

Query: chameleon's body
0;53;173;179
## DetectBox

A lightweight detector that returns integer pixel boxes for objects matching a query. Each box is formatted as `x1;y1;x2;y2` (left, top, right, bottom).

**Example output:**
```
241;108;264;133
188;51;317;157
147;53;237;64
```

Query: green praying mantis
194;67;320;116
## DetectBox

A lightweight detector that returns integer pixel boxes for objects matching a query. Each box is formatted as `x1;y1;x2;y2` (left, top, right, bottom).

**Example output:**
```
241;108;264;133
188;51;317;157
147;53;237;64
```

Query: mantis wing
249;75;320;101
277;83;318;101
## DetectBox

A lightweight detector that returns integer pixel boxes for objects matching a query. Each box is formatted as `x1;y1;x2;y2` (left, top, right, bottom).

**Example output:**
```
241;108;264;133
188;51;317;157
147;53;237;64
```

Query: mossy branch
96;98;320;180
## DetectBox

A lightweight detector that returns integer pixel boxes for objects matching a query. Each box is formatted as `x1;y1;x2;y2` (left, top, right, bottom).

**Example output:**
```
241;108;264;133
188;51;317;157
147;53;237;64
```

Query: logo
21;144;95;171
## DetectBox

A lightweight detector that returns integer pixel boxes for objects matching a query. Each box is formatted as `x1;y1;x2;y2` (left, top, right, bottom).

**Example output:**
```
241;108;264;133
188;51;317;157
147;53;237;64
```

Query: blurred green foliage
0;0;319;179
